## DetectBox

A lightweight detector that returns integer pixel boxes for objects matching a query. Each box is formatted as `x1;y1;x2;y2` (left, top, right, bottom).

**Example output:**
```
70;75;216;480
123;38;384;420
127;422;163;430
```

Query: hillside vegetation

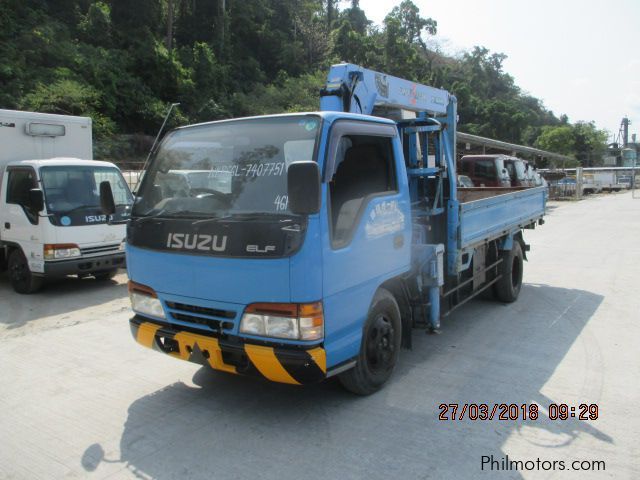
0;0;607;165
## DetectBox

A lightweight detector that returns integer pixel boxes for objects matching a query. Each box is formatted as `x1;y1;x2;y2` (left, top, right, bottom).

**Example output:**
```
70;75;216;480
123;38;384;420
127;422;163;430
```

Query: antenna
135;102;180;192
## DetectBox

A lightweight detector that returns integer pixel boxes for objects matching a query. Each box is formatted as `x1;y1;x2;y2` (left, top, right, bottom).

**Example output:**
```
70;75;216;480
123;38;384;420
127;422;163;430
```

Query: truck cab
0;158;133;293
503;157;534;187
126;112;408;385
458;155;511;187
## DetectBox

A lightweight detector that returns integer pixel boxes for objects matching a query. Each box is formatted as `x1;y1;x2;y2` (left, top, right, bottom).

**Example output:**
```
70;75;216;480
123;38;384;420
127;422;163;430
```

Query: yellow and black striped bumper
130;316;327;385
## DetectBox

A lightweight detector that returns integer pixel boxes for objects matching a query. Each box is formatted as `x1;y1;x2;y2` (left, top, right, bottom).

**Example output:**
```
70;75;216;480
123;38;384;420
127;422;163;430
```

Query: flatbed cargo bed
458;186;546;248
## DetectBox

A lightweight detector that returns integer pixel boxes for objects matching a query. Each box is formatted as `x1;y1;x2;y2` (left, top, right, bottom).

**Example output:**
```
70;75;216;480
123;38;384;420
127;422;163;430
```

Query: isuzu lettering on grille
166;233;228;252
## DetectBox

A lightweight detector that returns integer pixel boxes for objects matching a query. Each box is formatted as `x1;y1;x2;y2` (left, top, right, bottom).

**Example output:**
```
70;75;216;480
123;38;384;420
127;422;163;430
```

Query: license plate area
157;335;180;354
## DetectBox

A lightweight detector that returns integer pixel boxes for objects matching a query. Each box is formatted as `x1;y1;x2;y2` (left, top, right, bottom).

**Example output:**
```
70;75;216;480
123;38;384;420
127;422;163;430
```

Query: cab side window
6;168;38;224
6;169;36;206
329;135;397;246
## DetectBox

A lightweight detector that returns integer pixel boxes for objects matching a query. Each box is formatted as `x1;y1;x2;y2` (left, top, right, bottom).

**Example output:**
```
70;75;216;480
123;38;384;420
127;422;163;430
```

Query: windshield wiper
191;212;293;226
60;204;100;214
134;210;211;222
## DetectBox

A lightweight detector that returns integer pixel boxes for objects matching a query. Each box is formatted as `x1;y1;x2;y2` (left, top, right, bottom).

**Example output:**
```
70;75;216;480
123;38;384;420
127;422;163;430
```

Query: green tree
535;125;576;156
0;0;606;163
572;121;608;166
20;79;116;137
386;0;436;48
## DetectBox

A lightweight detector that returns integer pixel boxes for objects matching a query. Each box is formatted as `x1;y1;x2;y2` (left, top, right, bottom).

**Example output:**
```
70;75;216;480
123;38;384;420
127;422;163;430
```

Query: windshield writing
133;116;320;218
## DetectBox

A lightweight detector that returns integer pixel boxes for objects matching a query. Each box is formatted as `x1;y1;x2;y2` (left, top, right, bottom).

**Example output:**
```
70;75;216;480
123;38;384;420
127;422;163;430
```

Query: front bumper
44;252;126;277
130;316;327;385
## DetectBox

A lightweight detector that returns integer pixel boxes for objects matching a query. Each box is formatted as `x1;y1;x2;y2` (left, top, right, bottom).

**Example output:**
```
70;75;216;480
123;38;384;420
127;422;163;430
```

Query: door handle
4;223;9;230
393;234;404;249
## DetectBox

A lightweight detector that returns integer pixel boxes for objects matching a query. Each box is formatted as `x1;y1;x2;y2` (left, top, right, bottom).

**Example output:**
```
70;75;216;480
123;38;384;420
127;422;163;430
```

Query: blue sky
358;0;640;142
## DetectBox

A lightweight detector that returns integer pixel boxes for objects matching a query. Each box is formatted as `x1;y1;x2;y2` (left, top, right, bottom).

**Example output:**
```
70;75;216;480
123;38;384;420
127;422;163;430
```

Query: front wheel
494;241;523;303
339;289;402;395
8;249;43;294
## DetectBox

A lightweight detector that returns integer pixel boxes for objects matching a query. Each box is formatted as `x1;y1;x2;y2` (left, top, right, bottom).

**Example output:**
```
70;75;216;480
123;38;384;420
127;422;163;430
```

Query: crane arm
320;63;451;115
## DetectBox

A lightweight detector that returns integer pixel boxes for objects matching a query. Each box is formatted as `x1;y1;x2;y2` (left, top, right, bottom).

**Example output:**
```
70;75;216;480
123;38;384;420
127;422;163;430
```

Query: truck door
321;122;411;365
1;167;43;271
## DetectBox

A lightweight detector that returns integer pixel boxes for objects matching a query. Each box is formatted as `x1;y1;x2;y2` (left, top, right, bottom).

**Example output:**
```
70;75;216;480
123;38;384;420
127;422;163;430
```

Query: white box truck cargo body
0;109;92;160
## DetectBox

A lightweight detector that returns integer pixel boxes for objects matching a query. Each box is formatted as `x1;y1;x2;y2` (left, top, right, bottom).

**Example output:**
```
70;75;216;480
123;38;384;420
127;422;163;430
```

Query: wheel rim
365;314;396;373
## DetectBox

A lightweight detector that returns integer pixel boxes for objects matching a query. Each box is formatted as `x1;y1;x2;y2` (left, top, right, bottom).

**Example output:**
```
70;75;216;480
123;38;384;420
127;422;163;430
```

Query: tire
8;249;43;294
494;241;523;303
94;269;118;281
339;289;402;395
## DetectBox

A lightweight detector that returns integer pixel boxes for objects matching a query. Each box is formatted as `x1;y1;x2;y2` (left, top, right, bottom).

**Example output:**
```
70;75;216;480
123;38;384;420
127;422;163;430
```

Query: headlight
44;244;81;260
128;281;165;319
240;302;323;341
118;239;126;251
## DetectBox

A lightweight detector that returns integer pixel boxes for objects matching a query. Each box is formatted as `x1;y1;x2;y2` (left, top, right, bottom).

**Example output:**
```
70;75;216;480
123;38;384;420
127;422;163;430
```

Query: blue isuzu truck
101;64;546;394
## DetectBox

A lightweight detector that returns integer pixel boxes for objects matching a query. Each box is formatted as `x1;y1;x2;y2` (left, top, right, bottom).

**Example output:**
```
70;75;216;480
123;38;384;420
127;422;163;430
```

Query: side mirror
287;161;321;215
100;181;116;216
28;188;45;213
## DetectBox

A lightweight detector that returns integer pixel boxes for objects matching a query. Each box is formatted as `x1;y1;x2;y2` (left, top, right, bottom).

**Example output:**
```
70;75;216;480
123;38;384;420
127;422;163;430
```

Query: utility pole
576;166;583;200
166;0;174;51
218;0;226;54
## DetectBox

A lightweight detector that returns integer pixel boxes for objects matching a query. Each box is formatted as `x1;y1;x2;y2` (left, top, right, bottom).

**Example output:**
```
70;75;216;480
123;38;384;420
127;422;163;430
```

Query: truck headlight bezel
44;243;81;260
240;302;323;341
128;281;165;320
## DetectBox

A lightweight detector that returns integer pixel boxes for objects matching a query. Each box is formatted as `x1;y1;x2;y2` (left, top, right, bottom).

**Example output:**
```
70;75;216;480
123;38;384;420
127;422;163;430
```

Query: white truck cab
0;158;132;293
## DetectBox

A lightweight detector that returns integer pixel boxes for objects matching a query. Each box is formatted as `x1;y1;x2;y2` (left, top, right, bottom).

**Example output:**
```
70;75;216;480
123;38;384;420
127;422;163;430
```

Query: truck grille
164;301;236;334
80;244;121;256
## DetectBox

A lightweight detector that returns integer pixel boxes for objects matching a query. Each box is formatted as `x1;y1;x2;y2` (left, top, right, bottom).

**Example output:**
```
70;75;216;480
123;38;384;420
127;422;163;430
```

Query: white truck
0;109;133;293
592;170;622;192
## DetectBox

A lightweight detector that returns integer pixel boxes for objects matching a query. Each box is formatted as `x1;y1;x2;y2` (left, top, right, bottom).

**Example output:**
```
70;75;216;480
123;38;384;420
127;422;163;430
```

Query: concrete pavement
0;191;638;479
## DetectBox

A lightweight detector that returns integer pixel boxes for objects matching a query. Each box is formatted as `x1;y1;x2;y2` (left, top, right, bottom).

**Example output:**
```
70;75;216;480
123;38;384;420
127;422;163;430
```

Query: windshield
133;115;321;218
40;166;133;226
41;166;132;212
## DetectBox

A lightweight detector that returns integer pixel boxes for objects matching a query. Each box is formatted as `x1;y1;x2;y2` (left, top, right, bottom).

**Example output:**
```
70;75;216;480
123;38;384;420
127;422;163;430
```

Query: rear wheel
494;241;523;303
8;249;43;294
339;289;402;395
